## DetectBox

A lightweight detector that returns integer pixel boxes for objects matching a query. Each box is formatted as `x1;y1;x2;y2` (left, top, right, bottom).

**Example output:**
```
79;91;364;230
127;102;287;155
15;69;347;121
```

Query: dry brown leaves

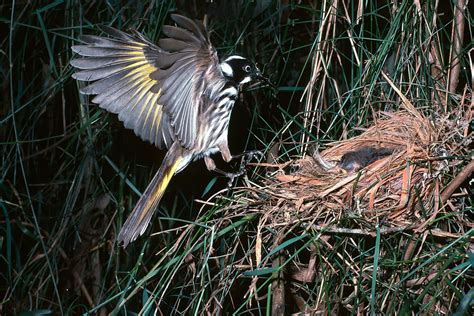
245;109;471;231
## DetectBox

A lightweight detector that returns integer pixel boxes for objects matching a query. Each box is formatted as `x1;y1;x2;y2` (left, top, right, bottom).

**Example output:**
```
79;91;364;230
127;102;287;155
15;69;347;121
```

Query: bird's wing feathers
71;14;220;149
150;14;221;148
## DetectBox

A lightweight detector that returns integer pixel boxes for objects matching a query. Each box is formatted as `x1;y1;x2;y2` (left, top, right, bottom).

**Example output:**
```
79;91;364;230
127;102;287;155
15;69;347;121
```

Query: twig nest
255;110;470;228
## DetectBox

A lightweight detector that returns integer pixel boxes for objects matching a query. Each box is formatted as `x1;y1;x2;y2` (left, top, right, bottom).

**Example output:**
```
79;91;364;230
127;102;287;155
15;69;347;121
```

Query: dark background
1;0;471;314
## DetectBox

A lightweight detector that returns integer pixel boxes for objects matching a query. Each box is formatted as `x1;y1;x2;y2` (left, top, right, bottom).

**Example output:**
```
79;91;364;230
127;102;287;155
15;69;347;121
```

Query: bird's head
220;55;269;86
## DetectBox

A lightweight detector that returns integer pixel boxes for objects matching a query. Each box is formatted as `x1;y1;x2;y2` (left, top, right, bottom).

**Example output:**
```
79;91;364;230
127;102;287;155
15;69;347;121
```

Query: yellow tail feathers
118;144;184;247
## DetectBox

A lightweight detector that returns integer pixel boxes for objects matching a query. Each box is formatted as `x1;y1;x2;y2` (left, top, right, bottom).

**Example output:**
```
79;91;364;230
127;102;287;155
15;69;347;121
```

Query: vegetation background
1;0;472;314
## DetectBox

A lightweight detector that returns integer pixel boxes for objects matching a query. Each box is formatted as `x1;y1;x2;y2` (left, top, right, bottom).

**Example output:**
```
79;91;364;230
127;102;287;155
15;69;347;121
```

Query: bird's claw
237;150;264;169
224;150;264;187
225;169;246;188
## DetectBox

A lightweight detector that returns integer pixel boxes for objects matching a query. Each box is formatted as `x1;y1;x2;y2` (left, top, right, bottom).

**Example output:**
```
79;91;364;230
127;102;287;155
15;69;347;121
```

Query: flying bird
70;14;268;247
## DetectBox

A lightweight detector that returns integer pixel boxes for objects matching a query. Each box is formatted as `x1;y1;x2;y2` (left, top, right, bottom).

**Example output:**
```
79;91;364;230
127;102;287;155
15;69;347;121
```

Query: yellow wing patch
72;29;171;147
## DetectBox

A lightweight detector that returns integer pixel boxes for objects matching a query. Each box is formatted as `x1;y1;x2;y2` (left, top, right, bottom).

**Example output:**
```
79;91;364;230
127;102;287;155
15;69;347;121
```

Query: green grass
1;0;472;314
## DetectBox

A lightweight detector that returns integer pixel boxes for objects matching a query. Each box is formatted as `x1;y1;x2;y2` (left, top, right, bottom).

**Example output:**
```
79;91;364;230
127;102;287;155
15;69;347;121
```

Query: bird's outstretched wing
71;14;221;149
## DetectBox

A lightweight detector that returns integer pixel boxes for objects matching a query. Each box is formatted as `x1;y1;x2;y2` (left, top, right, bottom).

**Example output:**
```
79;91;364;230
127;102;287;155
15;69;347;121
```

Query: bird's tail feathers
118;144;184;247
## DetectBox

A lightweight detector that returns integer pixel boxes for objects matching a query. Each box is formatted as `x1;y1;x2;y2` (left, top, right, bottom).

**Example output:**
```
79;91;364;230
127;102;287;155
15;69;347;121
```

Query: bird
312;146;394;174
70;14;268;247
336;147;394;172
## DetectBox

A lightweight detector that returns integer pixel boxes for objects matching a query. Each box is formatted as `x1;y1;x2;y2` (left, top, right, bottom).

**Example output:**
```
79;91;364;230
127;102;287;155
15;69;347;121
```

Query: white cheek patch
240;76;252;84
220;62;233;77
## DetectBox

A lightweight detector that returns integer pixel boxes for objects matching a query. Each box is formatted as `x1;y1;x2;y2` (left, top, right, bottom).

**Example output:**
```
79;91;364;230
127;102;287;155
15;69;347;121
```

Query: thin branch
448;0;467;93
441;159;474;202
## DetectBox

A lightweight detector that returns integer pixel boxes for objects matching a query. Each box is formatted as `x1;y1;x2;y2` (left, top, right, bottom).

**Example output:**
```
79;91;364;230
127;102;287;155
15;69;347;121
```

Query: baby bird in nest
313;147;394;174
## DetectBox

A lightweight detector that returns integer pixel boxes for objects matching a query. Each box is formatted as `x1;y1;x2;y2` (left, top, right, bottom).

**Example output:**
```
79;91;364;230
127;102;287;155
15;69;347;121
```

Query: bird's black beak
254;69;274;88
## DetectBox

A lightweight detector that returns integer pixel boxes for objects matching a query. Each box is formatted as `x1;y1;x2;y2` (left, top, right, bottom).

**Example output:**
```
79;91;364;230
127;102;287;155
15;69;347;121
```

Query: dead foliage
212;106;472;314
256;109;471;230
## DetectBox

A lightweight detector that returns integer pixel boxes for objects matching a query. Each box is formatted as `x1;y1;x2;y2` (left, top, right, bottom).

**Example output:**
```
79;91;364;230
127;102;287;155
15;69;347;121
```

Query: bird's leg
219;143;263;173
219;143;233;163
205;144;264;187
204;156;245;187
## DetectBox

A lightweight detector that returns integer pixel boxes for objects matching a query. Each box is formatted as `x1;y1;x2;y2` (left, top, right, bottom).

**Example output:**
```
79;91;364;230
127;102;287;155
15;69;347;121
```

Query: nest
244;109;471;232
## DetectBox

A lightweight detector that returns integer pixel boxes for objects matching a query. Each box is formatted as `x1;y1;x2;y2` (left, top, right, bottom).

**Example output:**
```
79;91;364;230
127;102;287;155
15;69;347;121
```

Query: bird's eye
244;65;251;72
